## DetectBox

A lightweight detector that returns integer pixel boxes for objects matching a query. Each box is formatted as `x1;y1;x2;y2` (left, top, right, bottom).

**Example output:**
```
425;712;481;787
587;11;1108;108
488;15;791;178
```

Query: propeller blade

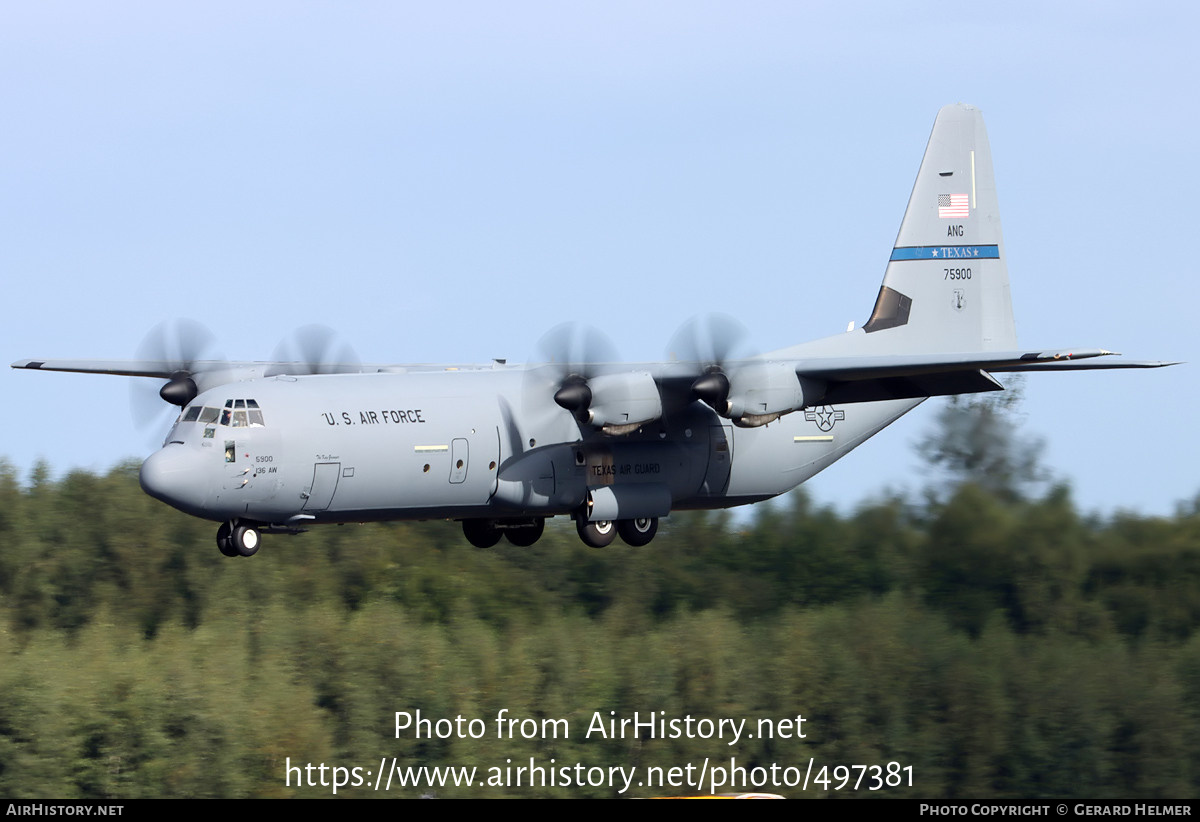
536;322;619;379
522;322;620;434
667;313;754;413
667;313;752;367
266;325;360;376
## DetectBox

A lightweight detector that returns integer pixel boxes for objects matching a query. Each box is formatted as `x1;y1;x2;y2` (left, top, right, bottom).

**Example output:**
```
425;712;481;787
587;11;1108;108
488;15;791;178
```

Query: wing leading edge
11;359;234;379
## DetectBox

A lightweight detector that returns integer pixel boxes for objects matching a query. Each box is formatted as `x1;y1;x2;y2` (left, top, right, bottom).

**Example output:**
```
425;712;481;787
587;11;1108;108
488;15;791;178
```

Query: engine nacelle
725;362;823;426
584;371;663;434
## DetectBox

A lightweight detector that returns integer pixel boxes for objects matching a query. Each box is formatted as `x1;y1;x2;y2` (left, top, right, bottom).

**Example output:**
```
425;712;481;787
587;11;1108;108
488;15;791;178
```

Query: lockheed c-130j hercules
13;104;1174;558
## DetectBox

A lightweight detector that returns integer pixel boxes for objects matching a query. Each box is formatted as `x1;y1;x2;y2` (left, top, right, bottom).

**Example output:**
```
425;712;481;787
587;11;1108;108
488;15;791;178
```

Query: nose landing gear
216;520;261;557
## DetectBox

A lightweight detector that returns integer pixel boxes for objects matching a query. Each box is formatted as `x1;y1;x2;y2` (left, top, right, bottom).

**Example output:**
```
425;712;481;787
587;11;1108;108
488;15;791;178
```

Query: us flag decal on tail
938;193;969;218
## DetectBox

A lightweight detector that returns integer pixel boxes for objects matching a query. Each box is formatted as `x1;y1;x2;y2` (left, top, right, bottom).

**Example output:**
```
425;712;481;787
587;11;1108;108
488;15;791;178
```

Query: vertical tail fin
862;103;1017;353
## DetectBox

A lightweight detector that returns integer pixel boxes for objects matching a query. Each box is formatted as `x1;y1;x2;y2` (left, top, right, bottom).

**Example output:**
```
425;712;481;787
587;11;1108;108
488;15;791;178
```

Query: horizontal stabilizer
793;349;1178;405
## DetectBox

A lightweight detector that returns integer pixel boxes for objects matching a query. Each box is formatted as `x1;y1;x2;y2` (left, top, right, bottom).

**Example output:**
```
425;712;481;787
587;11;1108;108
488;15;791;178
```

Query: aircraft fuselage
139;369;917;530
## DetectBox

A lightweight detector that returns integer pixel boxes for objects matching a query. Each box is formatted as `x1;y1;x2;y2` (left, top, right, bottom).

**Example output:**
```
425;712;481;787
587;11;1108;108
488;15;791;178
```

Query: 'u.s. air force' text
321;409;426;426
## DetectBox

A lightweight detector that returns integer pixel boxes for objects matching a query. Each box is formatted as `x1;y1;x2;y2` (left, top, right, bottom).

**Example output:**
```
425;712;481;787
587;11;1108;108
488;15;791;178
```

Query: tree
917;378;1048;503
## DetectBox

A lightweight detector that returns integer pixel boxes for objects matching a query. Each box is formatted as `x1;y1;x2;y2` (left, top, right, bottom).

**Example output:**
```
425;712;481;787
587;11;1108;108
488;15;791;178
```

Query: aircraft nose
140;445;210;516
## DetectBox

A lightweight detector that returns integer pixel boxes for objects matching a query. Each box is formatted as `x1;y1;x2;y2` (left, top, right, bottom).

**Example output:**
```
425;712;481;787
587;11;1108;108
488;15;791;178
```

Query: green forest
2;397;1198;798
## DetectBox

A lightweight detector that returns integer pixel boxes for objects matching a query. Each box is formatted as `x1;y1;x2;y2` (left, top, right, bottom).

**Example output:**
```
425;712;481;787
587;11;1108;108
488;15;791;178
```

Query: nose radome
140;445;210;516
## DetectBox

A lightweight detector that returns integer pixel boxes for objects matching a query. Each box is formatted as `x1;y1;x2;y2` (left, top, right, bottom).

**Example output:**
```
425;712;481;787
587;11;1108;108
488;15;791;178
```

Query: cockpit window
182;401;265;427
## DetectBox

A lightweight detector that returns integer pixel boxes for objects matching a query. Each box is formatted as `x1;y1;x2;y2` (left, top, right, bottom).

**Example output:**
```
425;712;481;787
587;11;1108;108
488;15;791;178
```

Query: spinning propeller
130;321;362;440
535;322;620;422
667;313;753;416
668;314;817;426
535;323;663;434
130;319;226;435
264;324;360;377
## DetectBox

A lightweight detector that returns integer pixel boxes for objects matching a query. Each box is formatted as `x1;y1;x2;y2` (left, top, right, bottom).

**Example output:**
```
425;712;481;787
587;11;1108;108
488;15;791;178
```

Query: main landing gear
618;517;658;547
462;518;546;548
216;520;261;558
576;516;659;548
460;515;659;548
576;518;616;547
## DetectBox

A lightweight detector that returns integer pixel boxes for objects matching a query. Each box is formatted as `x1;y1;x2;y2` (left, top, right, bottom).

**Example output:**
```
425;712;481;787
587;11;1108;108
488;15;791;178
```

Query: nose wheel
216;520;261;557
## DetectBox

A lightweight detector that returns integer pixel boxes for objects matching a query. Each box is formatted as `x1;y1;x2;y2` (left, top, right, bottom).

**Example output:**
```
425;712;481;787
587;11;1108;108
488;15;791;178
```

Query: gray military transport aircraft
13;104;1174;558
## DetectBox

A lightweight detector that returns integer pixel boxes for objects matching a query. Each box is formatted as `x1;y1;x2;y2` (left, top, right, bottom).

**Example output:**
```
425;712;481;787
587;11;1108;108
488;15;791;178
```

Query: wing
10;355;514;409
8;358;470;380
11;357;413;410
11;358;235;379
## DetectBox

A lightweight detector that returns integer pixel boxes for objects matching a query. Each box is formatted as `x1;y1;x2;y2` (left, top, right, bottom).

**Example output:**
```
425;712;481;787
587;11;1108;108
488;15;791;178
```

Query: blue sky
3;2;1195;515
